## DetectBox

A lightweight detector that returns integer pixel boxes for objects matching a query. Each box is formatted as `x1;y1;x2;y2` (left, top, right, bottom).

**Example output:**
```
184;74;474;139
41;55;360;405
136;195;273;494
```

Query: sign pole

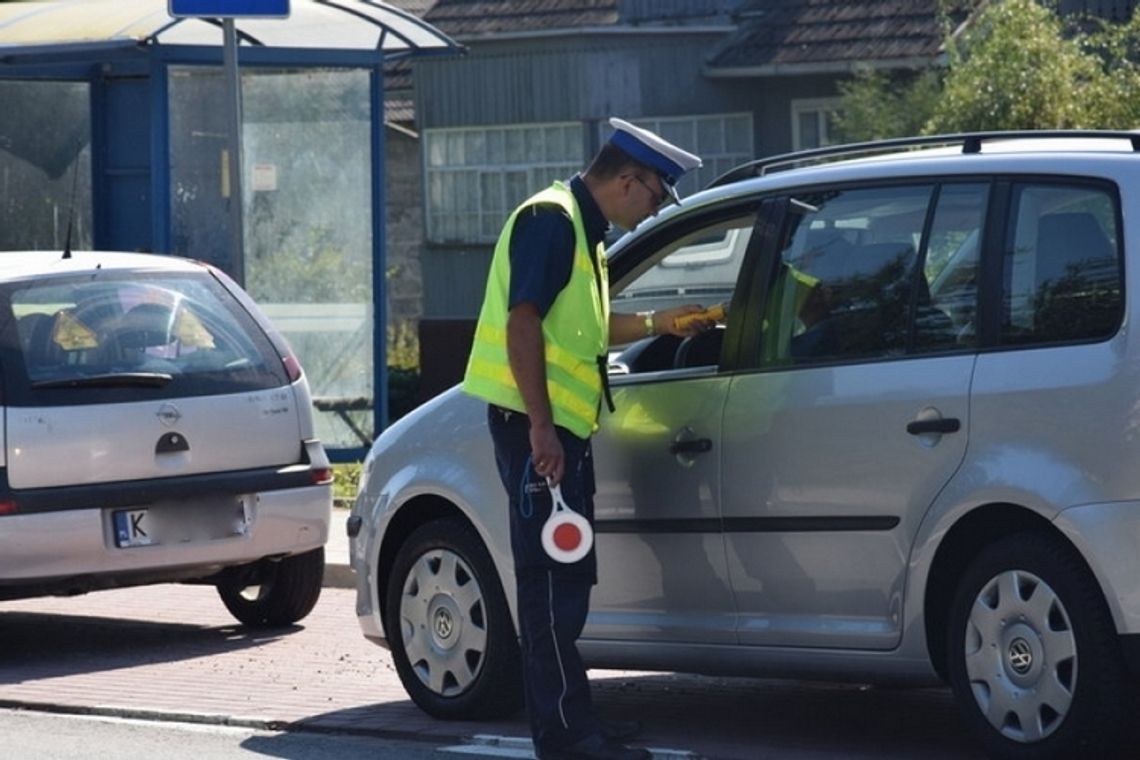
222;18;245;286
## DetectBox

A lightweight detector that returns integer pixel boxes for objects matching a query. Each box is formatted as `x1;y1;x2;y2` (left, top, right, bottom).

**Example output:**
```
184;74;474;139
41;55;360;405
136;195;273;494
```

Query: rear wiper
32;372;174;389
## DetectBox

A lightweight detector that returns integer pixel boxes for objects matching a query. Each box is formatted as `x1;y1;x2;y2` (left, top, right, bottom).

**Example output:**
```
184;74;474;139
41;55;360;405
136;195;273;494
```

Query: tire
217;547;324;627
385;518;523;720
947;531;1129;759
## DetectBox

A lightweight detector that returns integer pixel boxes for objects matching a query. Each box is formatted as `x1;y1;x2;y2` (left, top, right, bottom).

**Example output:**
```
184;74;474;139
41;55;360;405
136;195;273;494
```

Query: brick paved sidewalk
0;581;982;759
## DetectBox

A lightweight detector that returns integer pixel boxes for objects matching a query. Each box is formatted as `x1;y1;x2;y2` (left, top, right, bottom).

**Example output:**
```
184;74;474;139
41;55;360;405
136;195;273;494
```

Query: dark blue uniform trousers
487;405;601;754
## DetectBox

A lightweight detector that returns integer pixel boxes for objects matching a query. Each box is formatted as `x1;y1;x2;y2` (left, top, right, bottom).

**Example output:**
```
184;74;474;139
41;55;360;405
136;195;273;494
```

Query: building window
424;123;585;243
791;98;842;150
598;113;754;198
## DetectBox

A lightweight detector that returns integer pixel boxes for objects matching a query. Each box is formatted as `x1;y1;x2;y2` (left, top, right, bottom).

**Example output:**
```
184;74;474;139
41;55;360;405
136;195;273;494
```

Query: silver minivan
351;132;1140;758
0;251;332;627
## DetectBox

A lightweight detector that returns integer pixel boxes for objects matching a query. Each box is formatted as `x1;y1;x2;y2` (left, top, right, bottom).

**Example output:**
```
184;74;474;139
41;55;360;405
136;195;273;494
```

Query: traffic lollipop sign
541;480;593;564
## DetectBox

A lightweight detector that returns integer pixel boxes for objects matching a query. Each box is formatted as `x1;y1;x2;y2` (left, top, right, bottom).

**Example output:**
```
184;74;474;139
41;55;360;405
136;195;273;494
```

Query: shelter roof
0;0;460;58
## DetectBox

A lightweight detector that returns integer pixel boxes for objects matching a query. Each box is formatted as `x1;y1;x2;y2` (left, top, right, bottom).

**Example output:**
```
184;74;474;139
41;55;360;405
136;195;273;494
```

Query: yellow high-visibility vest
462;181;609;439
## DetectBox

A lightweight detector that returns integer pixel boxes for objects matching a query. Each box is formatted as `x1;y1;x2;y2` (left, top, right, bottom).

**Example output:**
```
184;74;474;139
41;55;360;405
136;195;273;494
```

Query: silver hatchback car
351;132;1140;758
0;251;332;627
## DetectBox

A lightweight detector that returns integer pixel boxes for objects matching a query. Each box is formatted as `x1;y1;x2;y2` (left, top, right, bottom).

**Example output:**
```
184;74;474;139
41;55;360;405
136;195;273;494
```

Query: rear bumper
0;482;331;593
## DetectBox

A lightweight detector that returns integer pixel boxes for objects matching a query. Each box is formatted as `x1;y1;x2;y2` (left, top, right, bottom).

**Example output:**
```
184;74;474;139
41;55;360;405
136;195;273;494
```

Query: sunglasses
629;174;671;208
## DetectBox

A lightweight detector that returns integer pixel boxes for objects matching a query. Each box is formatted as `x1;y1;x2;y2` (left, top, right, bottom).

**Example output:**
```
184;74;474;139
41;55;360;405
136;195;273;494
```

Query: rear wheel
385;518;522;719
216;547;324;627
947;532;1129;759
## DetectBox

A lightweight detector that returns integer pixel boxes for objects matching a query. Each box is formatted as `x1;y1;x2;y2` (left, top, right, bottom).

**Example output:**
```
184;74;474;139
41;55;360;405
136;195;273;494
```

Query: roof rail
708;130;1140;189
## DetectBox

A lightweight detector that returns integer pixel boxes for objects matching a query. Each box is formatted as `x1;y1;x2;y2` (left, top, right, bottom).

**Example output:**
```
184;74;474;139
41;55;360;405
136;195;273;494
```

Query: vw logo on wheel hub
434;608;454;639
1008;637;1034;675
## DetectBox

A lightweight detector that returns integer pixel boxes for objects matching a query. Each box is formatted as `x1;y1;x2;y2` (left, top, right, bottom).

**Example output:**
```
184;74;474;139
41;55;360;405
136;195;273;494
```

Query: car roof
0;251;206;284
606;130;1140;259
709;130;1140;188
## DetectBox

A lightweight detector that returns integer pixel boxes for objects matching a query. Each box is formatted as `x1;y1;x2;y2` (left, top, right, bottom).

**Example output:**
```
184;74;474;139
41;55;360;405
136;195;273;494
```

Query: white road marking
439;734;703;759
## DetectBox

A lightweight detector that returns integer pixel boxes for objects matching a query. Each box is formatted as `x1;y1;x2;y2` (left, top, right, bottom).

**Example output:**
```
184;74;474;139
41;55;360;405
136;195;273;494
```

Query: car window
6;271;289;402
760;183;985;366
1001;183;1121;345
921;183;988;349
608;212;754;374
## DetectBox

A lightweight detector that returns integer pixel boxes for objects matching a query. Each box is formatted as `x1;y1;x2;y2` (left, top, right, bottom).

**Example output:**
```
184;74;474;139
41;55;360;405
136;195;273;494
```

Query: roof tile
424;0;618;36
708;0;967;69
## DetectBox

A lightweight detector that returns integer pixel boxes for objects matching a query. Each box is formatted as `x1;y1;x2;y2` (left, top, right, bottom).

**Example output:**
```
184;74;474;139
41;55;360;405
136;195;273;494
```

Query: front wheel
385;518;522;719
947;532;1129;759
216;547;324;627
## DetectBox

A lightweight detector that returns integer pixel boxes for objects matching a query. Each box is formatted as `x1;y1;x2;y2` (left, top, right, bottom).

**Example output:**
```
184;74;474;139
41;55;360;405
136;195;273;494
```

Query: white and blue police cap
607;117;702;204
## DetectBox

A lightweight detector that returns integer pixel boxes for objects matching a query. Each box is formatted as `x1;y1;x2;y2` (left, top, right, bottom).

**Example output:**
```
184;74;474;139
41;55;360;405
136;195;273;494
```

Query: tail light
282;352;303;383
311;467;334;485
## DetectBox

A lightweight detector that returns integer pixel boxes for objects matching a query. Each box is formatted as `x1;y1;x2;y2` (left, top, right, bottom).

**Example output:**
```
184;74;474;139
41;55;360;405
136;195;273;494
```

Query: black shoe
599;718;642;742
536;733;651;760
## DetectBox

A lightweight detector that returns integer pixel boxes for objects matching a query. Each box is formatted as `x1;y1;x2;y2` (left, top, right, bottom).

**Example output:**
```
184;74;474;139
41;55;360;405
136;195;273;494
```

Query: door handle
906;418;960;435
670;438;712;455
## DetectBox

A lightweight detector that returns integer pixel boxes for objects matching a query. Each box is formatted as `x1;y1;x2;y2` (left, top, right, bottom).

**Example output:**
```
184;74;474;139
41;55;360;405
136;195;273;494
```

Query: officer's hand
530;422;565;486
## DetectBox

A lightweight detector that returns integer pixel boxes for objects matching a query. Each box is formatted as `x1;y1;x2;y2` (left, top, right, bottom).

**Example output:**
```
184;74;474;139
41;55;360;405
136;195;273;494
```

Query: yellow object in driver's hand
673;303;726;331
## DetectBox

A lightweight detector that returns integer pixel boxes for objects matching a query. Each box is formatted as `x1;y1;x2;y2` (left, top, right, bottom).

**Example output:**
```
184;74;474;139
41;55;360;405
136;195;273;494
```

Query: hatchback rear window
4;271;288;404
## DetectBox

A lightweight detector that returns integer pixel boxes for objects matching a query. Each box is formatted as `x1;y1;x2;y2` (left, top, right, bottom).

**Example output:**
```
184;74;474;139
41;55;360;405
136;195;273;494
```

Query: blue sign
169;0;290;17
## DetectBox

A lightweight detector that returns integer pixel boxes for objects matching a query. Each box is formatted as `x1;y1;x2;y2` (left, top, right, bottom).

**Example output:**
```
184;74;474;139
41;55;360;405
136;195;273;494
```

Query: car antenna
61;140;83;260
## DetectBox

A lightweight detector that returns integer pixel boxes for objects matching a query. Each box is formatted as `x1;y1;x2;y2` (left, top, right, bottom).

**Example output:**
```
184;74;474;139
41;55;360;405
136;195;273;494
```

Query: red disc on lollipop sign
541;481;593;564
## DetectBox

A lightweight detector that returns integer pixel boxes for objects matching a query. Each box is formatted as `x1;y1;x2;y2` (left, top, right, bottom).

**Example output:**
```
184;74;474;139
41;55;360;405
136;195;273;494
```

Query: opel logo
434;609;454;639
156;403;182;427
1008;638;1034;674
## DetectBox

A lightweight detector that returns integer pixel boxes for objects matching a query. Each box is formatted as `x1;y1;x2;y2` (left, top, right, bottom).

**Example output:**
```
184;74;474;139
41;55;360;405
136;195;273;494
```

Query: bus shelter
0;0;460;458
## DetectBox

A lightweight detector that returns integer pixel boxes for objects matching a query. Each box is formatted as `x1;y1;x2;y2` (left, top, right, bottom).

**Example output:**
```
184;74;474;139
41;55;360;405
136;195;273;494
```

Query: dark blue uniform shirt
507;176;609;317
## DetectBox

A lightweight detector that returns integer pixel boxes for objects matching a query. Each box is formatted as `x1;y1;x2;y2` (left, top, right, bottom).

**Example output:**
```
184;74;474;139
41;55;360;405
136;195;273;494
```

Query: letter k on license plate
113;509;155;547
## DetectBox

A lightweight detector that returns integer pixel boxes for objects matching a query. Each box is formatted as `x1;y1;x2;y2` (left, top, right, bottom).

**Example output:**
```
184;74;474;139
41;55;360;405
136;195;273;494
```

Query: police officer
462;118;708;760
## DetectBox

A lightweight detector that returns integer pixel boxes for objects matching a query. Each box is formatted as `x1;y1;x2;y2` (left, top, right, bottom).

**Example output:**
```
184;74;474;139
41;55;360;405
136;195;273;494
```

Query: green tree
834;0;1140;140
929;0;1095;131
833;69;944;142
1077;11;1140;128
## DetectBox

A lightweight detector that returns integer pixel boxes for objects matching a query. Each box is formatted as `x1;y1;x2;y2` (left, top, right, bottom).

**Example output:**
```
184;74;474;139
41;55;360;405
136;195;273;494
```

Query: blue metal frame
0;40;405;460
370;61;388;441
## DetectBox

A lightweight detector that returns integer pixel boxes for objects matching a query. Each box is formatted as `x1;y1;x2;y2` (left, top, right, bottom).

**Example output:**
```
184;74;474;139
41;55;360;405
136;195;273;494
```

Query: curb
0;699;467;745
0;701;704;760
323;562;355;590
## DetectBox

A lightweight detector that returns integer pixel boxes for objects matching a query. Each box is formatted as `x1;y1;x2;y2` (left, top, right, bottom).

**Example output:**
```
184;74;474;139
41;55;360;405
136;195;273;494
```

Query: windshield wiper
32;372;174;389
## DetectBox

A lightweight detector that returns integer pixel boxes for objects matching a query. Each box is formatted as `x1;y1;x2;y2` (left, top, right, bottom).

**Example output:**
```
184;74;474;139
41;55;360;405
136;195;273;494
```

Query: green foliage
836;0;1140;138
1076;12;1140;128
387;318;419;370
929;0;1095;132
833;69;944;142
333;462;363;504
246;220;371;303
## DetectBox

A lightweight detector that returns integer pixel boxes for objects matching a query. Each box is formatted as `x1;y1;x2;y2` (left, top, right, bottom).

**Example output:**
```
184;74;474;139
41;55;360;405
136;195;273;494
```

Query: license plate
113;498;248;548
